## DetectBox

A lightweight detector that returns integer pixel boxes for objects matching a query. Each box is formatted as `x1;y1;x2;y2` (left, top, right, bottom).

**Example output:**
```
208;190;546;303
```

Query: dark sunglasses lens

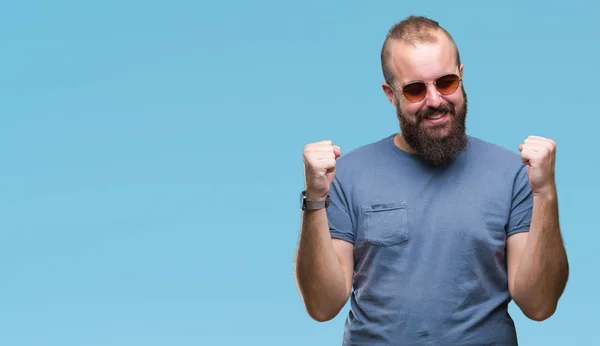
402;83;426;102
436;75;460;94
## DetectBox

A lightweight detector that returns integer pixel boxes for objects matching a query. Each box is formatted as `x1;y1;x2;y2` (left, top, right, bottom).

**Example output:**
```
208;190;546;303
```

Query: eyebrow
401;72;456;86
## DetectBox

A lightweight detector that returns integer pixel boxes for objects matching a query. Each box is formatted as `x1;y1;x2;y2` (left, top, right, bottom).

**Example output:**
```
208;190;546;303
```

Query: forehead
388;33;458;84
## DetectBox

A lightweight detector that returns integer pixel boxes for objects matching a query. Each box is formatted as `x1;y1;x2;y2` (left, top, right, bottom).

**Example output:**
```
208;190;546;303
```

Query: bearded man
294;15;569;346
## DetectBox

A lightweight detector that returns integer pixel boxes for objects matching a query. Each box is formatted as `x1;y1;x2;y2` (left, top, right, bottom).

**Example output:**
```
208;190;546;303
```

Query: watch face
300;190;306;209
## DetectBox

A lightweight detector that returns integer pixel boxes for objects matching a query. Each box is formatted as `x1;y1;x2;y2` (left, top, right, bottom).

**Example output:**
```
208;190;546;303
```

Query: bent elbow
520;303;557;322
309;310;336;323
303;298;345;322
527;308;556;322
511;288;558;322
306;305;339;322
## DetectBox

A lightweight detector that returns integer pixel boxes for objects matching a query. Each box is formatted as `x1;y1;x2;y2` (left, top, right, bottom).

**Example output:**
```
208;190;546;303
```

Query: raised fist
303;140;341;200
518;135;557;197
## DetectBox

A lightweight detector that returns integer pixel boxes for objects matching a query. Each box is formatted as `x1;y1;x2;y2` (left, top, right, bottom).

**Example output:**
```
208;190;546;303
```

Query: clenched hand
303;140;341;200
519;135;557;197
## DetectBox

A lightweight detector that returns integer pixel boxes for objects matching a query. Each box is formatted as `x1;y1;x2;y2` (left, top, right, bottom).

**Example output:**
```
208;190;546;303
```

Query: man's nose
424;83;442;108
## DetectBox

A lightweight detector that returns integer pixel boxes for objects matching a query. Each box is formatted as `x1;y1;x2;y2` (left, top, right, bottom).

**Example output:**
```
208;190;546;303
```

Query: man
294;15;569;345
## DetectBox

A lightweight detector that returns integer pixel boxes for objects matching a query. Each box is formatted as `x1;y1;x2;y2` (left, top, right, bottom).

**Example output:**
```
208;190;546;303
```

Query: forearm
512;188;569;320
294;209;349;321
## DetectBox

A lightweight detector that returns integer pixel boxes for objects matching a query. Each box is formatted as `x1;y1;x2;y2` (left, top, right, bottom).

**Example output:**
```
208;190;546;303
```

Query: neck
393;133;417;154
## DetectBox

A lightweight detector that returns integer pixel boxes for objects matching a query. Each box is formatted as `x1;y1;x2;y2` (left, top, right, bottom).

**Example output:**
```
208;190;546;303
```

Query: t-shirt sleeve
507;164;533;237
327;175;355;244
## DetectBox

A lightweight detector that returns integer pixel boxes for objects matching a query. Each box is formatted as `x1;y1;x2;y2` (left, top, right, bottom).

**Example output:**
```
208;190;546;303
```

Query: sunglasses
396;73;462;103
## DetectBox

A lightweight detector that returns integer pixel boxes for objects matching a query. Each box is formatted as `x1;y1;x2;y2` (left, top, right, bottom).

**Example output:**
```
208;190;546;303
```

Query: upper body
327;133;532;345
295;15;568;346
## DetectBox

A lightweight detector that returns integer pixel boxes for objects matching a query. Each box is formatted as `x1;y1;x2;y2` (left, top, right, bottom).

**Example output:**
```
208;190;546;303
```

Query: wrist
532;185;557;201
304;189;329;201
301;190;330;211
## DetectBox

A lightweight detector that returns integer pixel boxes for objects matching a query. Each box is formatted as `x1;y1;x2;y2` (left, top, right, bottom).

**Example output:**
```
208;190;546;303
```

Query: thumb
520;153;530;166
334;145;341;158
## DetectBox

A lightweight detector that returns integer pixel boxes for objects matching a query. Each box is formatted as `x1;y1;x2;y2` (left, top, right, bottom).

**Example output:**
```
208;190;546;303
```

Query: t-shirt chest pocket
360;202;409;246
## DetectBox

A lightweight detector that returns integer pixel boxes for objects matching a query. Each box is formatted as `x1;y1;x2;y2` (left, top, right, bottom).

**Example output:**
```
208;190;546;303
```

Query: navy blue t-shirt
327;134;533;346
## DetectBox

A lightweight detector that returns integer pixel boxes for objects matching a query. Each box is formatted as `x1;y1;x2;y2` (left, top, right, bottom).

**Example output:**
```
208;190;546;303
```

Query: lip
423;112;449;125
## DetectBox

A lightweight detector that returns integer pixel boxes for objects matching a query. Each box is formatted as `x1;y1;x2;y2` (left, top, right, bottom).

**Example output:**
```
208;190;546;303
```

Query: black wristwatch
300;190;330;210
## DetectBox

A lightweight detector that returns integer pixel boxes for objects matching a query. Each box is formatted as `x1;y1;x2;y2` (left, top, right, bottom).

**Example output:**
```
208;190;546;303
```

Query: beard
395;86;468;167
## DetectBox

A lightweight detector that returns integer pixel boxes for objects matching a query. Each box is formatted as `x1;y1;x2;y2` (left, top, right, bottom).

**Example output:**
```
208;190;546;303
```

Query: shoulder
328;134;397;190
336;134;394;168
466;135;519;158
466;135;524;170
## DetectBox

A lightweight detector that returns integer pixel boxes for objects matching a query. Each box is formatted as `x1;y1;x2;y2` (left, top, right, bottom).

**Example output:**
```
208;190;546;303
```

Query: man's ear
382;82;395;105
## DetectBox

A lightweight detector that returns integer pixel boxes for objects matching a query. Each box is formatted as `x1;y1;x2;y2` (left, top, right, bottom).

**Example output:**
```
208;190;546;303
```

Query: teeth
427;113;445;119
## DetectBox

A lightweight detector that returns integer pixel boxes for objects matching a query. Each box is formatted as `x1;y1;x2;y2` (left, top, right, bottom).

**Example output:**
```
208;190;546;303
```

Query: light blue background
1;1;598;345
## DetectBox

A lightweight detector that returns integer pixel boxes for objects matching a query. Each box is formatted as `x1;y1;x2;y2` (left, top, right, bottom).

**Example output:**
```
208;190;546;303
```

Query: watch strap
301;190;330;210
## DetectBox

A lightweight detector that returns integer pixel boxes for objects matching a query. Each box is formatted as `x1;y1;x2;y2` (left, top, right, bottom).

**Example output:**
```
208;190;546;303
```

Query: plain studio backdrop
1;0;598;345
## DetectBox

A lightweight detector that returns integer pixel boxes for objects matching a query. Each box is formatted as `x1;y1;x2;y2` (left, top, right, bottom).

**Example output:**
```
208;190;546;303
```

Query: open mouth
423;112;449;124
